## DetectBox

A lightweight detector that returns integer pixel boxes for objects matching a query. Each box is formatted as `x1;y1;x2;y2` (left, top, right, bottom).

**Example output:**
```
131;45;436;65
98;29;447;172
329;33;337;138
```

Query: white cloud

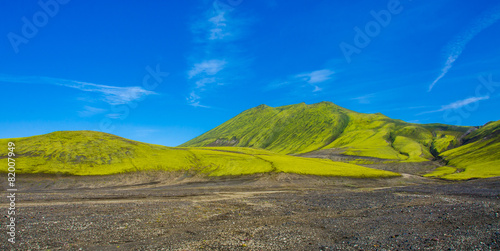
66;81;155;105
418;95;490;115
186;91;210;108
186;60;226;107
312;86;322;92
295;69;335;84
188;59;226;79
439;96;490;110
191;4;240;42
429;5;500;91
266;69;335;92
186;1;250;108
78;106;106;117
208;12;230;40
195;77;217;88
0;74;156;105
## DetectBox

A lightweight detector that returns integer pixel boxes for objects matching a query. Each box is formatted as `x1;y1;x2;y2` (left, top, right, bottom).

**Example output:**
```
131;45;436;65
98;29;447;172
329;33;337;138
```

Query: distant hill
181;102;469;159
1;102;498;180
181;102;500;179
0;131;398;178
435;120;500;179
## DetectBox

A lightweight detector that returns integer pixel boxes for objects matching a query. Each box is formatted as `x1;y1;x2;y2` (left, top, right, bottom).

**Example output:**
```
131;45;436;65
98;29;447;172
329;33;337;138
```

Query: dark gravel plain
1;172;499;250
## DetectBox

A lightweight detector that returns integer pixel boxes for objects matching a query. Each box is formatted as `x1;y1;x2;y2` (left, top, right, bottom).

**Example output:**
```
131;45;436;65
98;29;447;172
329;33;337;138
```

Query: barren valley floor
1;173;499;250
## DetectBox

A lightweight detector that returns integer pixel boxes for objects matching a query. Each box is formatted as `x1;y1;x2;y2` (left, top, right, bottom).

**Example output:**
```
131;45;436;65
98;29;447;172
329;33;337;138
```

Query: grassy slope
0;131;399;178
434;120;500;180
0;131;194;175
181;103;350;154
190;147;398;178
181;102;471;162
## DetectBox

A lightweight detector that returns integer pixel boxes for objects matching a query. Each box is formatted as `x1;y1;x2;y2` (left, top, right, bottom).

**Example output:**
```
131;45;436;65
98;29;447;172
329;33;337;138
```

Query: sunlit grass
392;136;432;162
0;133;399;178
1;102;497;181
257;154;399;178
181;102;470;163
423;166;457;178
434;120;500;180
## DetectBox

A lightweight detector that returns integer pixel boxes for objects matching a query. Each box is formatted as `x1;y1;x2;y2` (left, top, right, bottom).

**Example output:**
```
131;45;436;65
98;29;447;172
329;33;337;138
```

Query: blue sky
1;0;500;146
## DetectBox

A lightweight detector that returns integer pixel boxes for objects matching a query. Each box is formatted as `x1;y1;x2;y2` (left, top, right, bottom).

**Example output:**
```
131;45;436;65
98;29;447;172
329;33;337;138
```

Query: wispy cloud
186;58;227;106
352;93;375;104
195;77;217;88
266;69;335;92
440;96;490;110
78;106;107;117
192;9;232;41
429;5;500;91
419;96;490;114
186;91;210;108
188;59;227;79
186;1;250;108
208;11;230;40
0;74;156;105
295;69;335;84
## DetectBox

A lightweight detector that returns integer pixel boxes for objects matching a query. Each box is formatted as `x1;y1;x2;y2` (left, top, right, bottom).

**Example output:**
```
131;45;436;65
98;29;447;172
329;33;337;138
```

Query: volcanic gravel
1;174;499;250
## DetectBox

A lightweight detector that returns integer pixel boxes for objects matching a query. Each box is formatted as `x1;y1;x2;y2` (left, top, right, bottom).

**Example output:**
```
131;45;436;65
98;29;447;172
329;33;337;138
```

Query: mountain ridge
1;102;498;180
181;101;471;158
181;101;500;179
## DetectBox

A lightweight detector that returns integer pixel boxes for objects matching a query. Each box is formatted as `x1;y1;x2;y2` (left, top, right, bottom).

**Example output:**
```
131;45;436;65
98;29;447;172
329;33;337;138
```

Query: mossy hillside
192;147;399;178
392;136;433;162
432;135;458;154
256;154;398;178
0;132;399;178
182;102;471;161
182;102;350;154
423;166;457;178
462;120;500;143
0;131;194;175
436;120;500;180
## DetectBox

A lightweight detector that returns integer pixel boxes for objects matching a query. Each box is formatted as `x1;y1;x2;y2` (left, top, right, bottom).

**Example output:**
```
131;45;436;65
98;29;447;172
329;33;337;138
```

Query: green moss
439;140;500;180
436;121;500;180
256;153;399;178
182;102;351;154
181;102;472;163
0;132;398;178
432;135;457;154
347;159;376;165
392;136;432;162
3;102;498;180
0;131;194;175
423;166;457;178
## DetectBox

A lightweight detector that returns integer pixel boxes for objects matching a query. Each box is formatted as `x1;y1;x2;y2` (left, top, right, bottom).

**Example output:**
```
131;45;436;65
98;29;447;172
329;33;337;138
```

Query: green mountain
0;130;398;178
181;102;500;179
1;102;498;180
181;102;468;159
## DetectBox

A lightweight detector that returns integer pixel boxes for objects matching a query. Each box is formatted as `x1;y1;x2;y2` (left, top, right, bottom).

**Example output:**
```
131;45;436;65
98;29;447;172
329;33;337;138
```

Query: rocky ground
1;172;499;250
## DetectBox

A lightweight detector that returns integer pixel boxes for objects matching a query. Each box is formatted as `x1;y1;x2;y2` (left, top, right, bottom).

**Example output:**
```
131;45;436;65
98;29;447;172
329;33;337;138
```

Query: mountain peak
255;104;270;109
181;102;474;160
